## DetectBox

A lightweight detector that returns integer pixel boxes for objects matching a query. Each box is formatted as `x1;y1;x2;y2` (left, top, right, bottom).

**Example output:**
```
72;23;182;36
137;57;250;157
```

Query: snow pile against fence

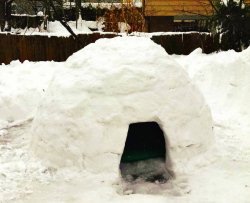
176;47;250;161
0;61;59;122
178;47;250;128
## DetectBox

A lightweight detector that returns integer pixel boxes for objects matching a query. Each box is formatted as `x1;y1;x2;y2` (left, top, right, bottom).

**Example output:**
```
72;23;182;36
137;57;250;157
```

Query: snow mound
179;47;250;127
0;61;58;122
31;37;214;178
177;46;250;162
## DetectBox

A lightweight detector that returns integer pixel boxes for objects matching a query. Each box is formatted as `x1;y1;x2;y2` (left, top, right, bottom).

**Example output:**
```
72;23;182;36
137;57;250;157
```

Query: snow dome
30;37;214;182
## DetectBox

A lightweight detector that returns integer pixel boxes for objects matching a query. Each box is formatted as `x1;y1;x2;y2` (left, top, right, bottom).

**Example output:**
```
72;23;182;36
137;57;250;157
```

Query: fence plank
0;33;219;64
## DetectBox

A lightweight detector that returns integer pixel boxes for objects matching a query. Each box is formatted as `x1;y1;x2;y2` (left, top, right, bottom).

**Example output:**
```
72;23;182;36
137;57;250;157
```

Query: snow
0;61;59;122
5;20;93;36
176;47;250;162
37;11;44;17
118;22;131;33
30;37;213;177
222;0;242;5
221;0;246;9
1;17;210;36
0;37;250;202
45;21;92;35
63;2;143;9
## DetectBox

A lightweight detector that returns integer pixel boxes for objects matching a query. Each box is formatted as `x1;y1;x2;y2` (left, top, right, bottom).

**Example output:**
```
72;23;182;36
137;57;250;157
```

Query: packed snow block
30;37;214;177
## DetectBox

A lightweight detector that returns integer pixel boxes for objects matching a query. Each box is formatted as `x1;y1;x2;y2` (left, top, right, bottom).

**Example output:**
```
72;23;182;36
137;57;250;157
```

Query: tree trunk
0;1;5;31
75;0;81;29
4;0;13;31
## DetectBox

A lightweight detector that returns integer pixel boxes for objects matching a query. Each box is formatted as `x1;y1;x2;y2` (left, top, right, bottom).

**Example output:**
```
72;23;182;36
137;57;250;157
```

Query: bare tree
48;0;78;38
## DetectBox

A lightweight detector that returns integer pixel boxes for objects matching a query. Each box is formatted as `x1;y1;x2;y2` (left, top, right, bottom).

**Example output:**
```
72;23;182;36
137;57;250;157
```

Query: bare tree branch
48;0;78;39
208;0;219;14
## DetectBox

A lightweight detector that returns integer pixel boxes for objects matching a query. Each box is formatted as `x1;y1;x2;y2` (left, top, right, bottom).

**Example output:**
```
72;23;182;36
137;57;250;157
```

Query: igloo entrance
120;122;170;183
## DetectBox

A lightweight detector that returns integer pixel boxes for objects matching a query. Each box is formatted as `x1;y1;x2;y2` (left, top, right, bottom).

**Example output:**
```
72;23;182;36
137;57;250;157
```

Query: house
144;0;213;32
144;0;250;32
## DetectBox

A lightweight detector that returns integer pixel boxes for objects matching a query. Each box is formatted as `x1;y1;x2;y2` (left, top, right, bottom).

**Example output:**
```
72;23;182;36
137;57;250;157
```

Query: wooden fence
0;32;220;64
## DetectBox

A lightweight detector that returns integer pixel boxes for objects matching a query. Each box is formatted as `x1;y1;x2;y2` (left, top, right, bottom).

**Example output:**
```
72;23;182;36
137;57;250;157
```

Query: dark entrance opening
120;122;169;184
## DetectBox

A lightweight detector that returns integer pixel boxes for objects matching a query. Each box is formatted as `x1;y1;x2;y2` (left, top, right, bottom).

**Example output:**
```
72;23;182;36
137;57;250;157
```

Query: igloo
31;37;214;183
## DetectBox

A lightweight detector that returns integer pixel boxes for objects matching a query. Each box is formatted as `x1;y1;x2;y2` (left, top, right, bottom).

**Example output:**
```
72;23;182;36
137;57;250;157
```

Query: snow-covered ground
2;19;205;37
0;37;250;203
7;20;95;36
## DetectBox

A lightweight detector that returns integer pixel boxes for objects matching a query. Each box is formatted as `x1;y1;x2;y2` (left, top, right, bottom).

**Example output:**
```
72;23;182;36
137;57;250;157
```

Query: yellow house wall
145;0;250;17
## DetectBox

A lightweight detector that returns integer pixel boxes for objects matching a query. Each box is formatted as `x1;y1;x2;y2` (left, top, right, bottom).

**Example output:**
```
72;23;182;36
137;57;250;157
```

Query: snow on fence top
30;37;214;177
